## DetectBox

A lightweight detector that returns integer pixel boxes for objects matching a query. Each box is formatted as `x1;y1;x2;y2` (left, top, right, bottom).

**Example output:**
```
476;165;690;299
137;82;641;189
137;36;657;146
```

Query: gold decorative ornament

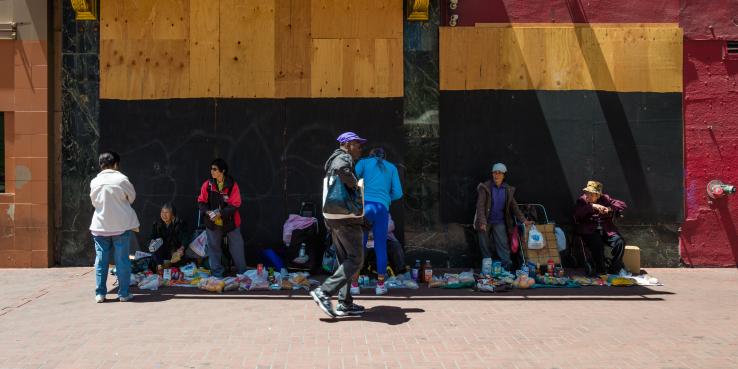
407;0;430;21
71;0;98;21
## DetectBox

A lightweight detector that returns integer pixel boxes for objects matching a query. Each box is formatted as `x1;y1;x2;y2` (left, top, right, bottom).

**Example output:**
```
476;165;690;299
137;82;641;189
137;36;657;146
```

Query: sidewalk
0;268;736;369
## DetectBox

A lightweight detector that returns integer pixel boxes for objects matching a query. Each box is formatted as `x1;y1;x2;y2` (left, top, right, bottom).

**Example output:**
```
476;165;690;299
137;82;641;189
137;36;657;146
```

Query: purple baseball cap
336;131;367;144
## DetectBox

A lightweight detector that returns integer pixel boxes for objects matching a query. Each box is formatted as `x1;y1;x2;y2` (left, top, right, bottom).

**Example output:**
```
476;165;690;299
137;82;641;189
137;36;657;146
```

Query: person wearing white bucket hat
473;162;530;271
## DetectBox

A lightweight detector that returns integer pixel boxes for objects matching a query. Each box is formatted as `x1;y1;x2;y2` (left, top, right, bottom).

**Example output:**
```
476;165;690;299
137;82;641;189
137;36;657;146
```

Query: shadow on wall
439;1;683;233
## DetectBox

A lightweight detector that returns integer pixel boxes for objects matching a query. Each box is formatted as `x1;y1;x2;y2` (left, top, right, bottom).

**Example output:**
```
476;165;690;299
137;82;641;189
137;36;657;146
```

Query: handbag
510;225;520;253
322;174;364;219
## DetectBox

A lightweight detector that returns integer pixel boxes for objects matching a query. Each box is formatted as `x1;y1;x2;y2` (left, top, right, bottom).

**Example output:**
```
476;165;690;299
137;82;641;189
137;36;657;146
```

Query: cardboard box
624;245;640;274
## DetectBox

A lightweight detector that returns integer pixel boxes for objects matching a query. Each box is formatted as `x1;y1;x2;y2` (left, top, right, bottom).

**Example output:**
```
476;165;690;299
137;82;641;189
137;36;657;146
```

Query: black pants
581;232;625;274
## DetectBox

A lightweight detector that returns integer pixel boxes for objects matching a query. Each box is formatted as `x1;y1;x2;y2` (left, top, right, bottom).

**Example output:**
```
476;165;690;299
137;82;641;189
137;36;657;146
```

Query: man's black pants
581;232;625;275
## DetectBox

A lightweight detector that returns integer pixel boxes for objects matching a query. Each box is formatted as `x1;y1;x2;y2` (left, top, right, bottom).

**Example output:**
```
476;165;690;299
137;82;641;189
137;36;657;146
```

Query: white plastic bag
188;231;208;257
554;226;567;252
527;225;546;250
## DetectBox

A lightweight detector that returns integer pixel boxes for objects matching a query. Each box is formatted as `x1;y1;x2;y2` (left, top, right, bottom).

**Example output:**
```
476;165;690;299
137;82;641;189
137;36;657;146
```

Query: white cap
492;163;507;173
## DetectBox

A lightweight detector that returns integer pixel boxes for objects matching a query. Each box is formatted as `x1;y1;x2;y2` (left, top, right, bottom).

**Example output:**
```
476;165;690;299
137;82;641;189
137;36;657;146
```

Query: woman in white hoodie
89;151;140;303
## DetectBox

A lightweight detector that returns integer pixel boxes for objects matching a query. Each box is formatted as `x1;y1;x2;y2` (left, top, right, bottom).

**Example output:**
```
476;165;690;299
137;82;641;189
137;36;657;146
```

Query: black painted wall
99;98;405;256
439;90;684;226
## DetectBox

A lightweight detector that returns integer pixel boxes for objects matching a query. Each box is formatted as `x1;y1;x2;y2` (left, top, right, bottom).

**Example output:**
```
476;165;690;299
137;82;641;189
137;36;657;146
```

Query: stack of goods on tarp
571;269;660;287
426;271;476;289
476;261;514;292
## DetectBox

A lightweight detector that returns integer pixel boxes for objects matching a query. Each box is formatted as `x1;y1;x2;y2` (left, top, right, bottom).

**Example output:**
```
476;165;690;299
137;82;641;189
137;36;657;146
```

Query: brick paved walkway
0;268;737;369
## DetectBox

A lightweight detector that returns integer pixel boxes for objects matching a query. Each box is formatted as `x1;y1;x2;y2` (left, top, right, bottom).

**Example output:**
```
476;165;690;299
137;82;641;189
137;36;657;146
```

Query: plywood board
189;0;219;97
310;38;343;97
100;0;125;40
440;25;682;93
311;0;401;39
275;0;311;97
151;0;189;40
374;38;402;97
122;0;156;40
220;0;276;98
101;39;190;99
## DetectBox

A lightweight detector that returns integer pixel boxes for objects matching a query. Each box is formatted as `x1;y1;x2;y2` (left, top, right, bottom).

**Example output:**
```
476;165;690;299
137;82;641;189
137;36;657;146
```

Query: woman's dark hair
211;158;228;174
98;151;120;170
369;147;386;171
160;202;177;217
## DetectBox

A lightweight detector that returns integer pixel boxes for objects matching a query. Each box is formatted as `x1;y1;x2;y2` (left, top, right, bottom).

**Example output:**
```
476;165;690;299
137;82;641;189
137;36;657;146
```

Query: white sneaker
375;283;388;295
95;295;105;303
118;295;134;302
350;284;360;295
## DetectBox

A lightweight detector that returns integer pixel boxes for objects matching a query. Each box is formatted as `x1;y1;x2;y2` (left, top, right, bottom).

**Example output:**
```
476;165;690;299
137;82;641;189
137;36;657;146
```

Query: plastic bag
188;231;208;257
199;277;225;293
554;226;566;252
181;262;197;280
138;274;162;290
289;272;311;291
322;244;338;273
527;225;545;250
223;277;239;291
247;270;269;291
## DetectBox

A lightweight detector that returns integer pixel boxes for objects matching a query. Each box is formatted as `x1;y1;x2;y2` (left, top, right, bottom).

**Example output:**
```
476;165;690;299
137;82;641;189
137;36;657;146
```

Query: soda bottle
257;263;264;276
547;259;555;277
411;260;420;281
423;260;433;283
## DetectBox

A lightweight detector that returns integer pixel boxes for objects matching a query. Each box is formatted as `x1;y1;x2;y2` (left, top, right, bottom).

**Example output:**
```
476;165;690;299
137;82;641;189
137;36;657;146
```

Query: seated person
148;203;189;266
573;181;627;275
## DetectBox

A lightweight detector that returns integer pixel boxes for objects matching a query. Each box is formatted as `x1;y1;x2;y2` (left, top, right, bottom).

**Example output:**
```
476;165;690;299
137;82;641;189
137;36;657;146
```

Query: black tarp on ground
439;90;683;225
99;98;405;256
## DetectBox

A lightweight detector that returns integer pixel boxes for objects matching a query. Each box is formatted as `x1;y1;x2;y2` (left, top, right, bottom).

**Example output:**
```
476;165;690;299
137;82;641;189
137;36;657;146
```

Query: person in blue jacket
354;147;403;295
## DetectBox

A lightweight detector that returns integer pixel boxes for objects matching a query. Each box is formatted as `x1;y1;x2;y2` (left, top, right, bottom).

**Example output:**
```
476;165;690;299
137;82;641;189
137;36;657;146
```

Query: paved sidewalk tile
0;268;736;369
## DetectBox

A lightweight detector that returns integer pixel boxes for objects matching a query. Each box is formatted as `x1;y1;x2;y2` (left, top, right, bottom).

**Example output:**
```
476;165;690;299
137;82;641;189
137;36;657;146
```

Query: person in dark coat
573;180;627;275
147;203;189;266
473;163;530;271
310;132;367;318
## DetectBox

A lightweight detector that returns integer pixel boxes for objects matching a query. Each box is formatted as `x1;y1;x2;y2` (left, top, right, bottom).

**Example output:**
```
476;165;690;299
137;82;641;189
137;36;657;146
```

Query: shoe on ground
350;283;360;295
375;282;388;295
95;295;105;303
310;288;335;318
335;302;365;316
118;294;134;302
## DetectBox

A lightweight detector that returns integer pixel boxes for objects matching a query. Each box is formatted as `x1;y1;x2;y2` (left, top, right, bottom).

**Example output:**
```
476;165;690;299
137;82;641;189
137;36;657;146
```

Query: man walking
310;132;367;318
89;151;140;303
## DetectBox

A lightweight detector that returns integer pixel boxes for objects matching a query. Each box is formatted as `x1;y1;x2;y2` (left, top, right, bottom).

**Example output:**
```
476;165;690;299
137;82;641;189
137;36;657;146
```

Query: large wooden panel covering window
100;0;403;99
440;24;683;93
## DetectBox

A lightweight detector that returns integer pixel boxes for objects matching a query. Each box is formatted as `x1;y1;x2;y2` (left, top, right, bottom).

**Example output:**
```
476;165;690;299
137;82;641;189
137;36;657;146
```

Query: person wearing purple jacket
573;181;627;275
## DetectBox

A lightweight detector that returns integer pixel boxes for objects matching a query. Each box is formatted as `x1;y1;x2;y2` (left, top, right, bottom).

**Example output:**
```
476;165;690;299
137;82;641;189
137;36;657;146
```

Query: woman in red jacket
197;158;246;277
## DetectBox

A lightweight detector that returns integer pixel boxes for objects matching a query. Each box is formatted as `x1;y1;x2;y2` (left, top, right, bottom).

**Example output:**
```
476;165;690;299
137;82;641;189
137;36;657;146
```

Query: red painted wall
680;0;738;40
680;22;738;265
442;0;679;26
679;0;738;266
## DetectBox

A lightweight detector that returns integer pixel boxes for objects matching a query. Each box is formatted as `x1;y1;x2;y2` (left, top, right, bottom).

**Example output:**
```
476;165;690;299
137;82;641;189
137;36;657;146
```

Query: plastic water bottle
411;260;420;281
299;243;306;258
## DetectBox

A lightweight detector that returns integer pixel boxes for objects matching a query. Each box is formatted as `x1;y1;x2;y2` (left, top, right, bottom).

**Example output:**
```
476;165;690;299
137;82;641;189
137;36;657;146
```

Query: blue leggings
362;201;389;276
